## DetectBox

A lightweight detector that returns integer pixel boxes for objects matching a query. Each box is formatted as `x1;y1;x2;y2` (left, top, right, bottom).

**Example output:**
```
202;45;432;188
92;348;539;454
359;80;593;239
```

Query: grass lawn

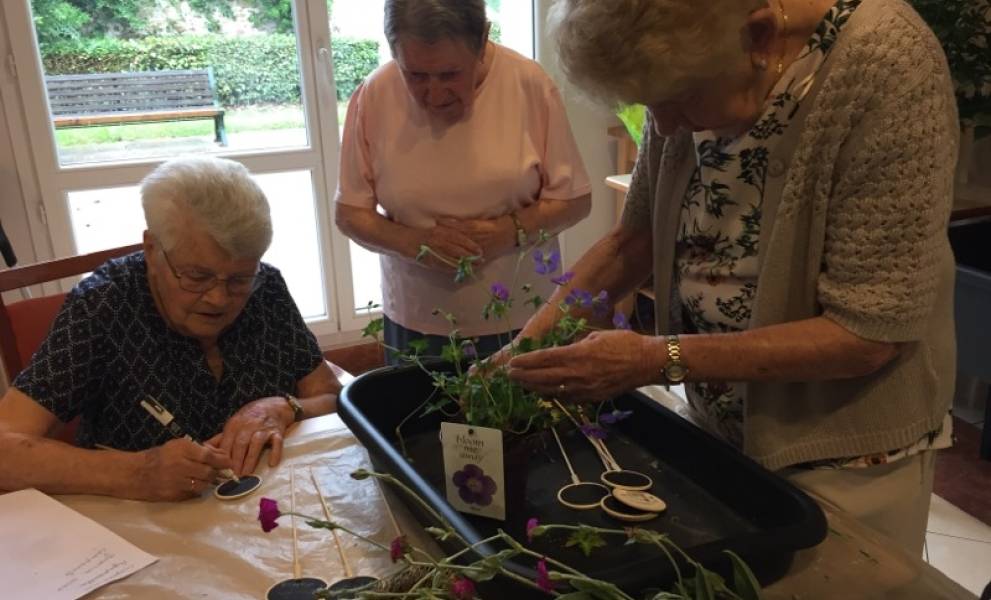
54;103;349;147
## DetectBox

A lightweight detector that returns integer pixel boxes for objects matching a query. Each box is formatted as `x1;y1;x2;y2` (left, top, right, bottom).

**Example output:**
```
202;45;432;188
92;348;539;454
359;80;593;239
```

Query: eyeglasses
159;247;261;296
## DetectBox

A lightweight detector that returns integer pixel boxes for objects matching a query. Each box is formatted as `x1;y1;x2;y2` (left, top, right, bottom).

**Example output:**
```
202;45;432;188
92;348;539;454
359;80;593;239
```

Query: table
58;412;977;599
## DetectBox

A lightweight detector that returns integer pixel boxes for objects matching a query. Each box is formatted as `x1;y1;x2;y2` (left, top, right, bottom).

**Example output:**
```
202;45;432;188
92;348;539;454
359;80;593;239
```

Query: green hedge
42;34;379;106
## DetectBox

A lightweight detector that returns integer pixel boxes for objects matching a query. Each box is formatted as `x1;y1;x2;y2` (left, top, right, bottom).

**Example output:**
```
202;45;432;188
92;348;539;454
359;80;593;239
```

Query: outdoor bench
45;68;227;145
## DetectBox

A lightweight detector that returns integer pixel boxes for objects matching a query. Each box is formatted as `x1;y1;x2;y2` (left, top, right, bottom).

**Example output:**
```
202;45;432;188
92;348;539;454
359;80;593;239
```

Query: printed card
440;422;506;521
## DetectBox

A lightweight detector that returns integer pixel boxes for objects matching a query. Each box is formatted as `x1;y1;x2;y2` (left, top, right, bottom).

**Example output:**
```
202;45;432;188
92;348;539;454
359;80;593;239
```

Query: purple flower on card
535;558;553;592
490;282;510;302
580;423;608;440
612;311;631;330
534;249;561;275
258;498;281;533
599;409;634;425
551;271;575;286
452;464;498;506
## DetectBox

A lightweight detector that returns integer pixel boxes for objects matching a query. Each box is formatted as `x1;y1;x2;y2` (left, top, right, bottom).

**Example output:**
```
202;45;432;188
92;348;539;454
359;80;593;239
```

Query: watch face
665;364;687;383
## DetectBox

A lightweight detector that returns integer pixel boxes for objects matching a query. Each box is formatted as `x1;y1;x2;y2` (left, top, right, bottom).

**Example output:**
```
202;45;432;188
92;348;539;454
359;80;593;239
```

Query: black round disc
600;469;652;491
215;475;262;499
558;482;610;509
328;576;379;598
266;577;327;600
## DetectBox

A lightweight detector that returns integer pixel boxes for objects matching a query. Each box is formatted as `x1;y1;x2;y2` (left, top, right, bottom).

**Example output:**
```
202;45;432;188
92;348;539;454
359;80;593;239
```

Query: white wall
534;0;618;268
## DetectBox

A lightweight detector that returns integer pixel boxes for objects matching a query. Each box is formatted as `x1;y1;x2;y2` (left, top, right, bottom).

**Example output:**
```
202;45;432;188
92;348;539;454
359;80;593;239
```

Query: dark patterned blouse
13;252;323;450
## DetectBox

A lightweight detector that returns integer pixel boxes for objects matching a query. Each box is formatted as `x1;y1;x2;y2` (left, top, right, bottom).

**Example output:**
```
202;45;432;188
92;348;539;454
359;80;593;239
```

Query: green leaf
361;317;384;339
724;550;762;600
693;566;715;600
565;525;608;557
406;339;429;355
556;593;598;600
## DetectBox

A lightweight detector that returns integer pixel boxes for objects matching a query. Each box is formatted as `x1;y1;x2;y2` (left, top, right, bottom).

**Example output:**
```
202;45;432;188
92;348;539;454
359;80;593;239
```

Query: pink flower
526;517;539;542
535;558;553;593
389;535;409;563
258;498;281;533
450;576;476;599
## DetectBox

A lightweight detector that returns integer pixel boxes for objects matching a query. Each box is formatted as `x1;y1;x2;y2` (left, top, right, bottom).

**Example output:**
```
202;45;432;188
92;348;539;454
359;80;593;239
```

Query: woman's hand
214;397;295;476
436;216;514;260
415;223;484;271
507;330;661;403
134;437;232;501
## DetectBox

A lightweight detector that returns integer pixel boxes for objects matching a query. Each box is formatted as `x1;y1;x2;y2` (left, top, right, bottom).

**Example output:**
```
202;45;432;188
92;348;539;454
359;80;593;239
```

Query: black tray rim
339;363;828;591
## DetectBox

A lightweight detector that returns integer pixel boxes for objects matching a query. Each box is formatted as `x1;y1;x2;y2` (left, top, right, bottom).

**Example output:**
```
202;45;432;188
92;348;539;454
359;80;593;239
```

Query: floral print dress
675;0;862;448
675;0;952;467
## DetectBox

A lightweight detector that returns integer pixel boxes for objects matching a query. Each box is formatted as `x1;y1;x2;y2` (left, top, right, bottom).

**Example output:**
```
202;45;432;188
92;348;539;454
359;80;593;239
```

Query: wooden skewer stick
290;467;302;580
309;468;354;578
553;399;620;471
373;477;403;539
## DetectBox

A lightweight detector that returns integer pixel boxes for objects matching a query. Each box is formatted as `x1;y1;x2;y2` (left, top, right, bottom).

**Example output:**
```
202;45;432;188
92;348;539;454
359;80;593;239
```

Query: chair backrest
0;244;142;384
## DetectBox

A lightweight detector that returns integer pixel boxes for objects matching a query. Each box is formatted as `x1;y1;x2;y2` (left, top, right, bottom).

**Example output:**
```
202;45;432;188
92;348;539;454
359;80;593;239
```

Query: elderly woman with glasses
335;0;591;362
0;156;341;501
506;0;958;554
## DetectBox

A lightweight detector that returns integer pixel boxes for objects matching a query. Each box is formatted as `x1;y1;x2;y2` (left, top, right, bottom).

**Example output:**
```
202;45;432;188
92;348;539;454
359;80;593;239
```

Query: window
2;0;535;345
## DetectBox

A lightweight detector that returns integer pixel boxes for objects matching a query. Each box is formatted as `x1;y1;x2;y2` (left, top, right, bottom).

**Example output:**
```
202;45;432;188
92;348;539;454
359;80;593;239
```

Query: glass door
5;0;347;336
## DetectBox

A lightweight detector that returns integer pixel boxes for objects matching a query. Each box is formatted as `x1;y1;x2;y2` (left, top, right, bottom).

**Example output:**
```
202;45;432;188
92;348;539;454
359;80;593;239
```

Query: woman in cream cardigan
506;0;958;555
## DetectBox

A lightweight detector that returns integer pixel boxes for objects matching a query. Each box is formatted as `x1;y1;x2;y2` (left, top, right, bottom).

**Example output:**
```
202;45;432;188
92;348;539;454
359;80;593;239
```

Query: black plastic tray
340;364;827;596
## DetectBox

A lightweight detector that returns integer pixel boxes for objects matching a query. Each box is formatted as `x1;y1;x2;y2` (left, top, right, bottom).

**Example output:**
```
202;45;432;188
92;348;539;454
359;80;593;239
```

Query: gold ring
558;384;566;392
190;478;196;491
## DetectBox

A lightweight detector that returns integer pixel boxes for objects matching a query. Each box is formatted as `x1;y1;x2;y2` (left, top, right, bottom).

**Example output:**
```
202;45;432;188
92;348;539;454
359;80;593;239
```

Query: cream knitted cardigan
622;0;959;471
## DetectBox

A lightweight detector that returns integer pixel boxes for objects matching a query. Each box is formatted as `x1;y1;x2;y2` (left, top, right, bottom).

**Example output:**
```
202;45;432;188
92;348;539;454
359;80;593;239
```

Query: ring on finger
189;478;196;491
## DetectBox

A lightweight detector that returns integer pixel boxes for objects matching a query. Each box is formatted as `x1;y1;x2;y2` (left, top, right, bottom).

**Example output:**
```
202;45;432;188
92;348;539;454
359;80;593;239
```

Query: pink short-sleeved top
335;43;591;336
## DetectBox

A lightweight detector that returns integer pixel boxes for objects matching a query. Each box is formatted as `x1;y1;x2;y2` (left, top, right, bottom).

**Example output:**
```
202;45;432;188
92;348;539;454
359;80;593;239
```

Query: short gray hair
384;0;488;55
550;0;765;107
141;156;273;259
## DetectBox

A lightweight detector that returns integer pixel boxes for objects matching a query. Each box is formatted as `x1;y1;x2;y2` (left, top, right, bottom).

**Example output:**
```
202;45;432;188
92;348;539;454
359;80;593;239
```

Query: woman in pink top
335;0;591;363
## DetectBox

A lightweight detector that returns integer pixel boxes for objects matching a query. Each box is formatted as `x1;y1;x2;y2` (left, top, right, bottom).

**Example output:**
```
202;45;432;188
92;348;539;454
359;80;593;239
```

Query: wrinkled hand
436;216;512;259
134;437;232;502
416;224;483;272
215;397;294;476
507;330;658;403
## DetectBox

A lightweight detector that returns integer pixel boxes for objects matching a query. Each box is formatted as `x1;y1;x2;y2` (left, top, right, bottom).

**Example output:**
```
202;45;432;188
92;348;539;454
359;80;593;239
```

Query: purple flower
534;249;561;275
452;464;498;506
390;535;410;562
450;576;476;599
592;290;610;318
599;409;634;425
490;282;510;302
535;558;553;592
612;311;631;330
258;498;281;533
526;517;540;542
580;423;608;440
551;271;575;286
565;288;594;308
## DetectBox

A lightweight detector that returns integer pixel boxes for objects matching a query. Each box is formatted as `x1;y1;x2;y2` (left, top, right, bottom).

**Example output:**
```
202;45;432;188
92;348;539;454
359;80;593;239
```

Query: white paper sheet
0;489;157;600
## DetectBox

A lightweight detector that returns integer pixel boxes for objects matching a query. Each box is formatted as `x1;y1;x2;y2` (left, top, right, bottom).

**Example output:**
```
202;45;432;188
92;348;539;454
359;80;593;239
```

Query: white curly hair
141;156;272;259
549;0;766;107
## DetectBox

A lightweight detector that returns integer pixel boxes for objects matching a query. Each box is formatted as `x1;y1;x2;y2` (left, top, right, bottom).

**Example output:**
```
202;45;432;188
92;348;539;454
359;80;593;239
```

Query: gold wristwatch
662;335;689;384
283;393;304;422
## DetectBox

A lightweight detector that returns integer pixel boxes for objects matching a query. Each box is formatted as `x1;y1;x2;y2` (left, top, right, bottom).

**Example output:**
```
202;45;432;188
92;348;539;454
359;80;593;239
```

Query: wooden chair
0;244;142;441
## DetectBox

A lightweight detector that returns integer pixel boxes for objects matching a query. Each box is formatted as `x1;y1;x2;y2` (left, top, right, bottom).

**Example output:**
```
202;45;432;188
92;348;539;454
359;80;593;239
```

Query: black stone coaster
266;577;328;600
601;469;652;491
327;576;379;598
214;475;262;500
558;482;611;509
